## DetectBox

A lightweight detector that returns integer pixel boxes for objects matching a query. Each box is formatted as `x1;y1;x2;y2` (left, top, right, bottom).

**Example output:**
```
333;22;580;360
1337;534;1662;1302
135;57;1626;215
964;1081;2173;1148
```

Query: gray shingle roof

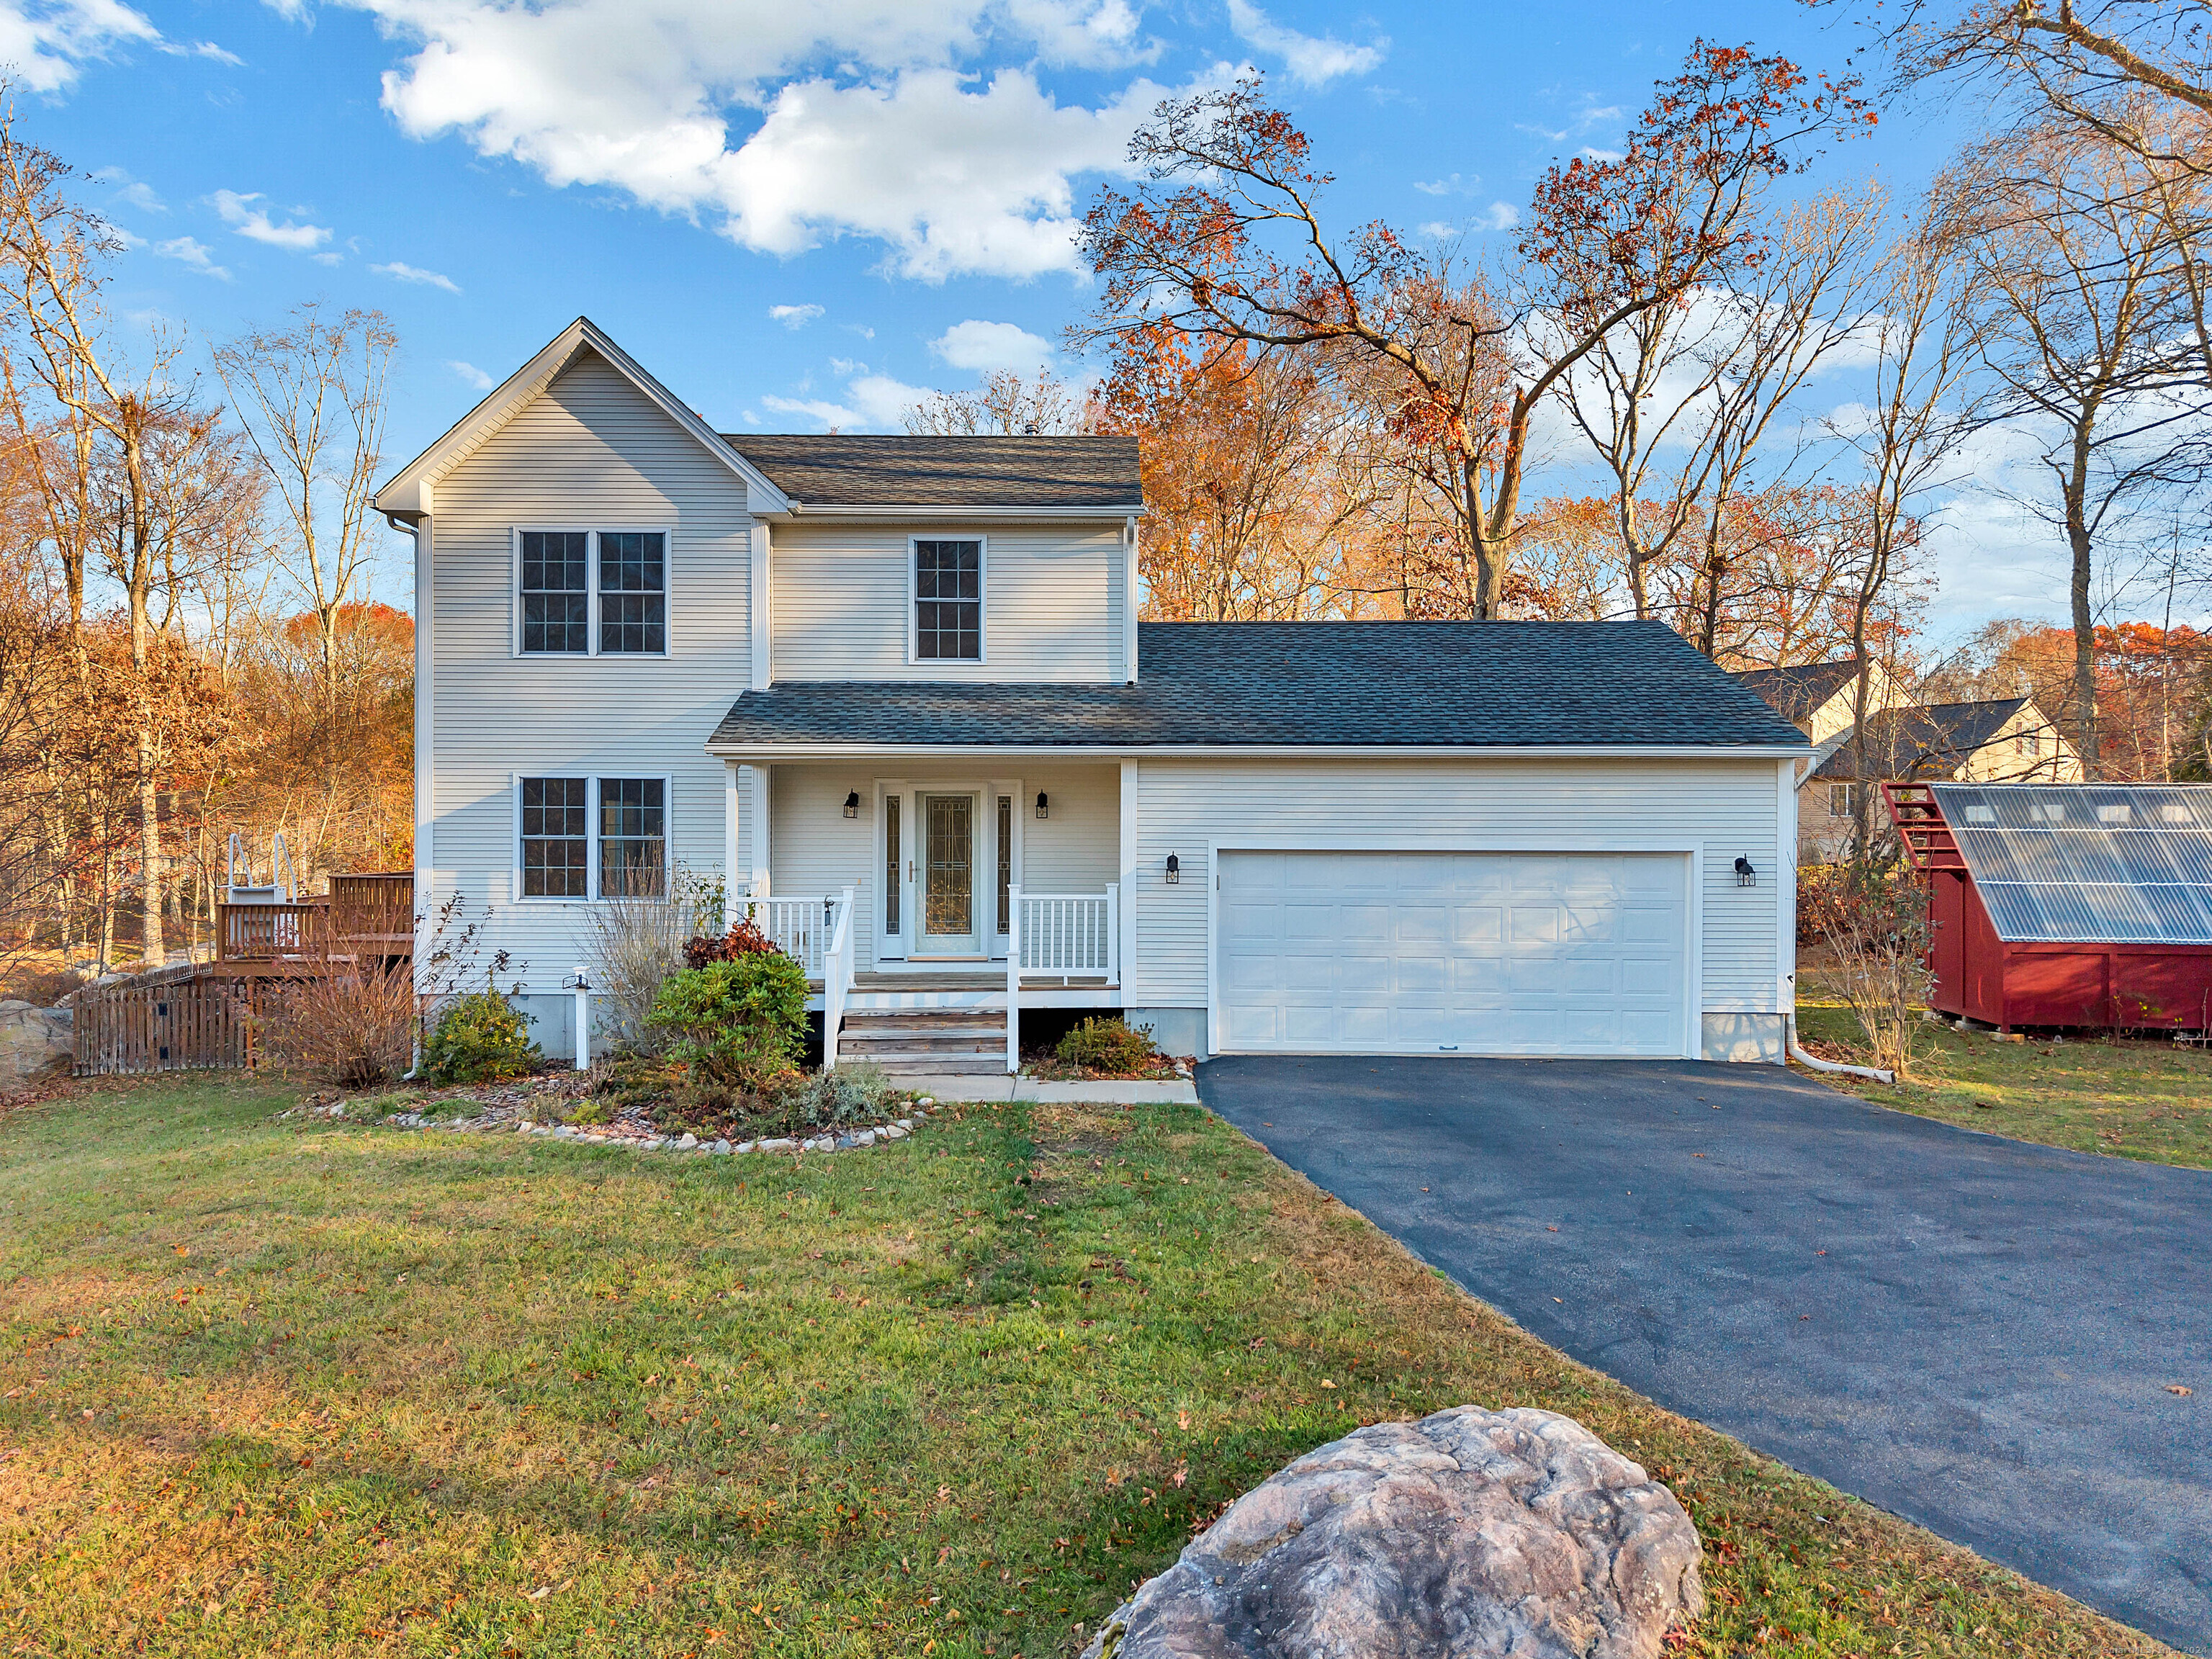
1812;698;2032;781
709;621;1809;750
1732;660;1862;730
724;433;1142;508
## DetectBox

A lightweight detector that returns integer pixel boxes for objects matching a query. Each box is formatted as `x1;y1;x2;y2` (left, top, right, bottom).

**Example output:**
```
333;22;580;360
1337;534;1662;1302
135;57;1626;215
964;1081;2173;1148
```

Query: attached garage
1213;849;1694;1056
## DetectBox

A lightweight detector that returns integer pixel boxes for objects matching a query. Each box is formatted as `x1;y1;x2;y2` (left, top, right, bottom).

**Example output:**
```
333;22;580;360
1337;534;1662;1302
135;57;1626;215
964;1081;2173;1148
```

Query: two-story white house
377;319;1810;1071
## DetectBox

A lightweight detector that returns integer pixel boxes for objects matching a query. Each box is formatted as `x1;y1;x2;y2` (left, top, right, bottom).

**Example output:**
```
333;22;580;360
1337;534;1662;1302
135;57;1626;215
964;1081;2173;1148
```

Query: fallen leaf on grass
2168;1385;2193;1396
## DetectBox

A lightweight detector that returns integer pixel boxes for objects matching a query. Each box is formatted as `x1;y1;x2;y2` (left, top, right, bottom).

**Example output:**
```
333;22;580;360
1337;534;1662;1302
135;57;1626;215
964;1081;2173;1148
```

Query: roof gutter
760;503;1147;521
702;740;1812;762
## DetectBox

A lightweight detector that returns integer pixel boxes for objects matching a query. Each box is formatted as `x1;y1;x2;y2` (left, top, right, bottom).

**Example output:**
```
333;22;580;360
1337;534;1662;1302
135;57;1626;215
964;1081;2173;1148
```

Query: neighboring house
1731;657;1909;745
376;318;1809;1069
1733;658;2082;863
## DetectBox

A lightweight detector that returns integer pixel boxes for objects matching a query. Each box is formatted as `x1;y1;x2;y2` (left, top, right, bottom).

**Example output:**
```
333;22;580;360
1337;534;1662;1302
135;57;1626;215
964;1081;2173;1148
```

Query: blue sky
6;0;2082;634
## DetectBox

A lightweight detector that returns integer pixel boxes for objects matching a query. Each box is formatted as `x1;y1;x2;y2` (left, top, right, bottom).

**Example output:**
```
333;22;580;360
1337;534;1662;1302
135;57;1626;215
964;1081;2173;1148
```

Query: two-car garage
1213;849;1694;1057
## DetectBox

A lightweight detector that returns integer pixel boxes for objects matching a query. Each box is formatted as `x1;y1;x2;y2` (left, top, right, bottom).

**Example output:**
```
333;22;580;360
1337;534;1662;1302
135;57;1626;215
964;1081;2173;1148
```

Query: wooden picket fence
72;977;264;1076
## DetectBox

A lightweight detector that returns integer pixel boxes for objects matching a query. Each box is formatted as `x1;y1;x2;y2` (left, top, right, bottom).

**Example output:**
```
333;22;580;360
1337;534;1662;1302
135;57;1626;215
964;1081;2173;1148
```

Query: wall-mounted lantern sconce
1734;856;1757;888
1165;853;1181;885
843;790;860;818
1035;791;1050;819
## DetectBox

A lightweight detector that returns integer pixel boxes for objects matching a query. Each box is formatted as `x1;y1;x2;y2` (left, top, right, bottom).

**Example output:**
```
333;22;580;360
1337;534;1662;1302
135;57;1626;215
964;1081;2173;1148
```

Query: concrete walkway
891;1074;1198;1105
1197;1053;2212;1655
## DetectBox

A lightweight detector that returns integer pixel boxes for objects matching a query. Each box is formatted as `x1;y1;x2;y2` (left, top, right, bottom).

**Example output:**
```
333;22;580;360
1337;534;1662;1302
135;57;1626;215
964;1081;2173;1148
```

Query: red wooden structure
1885;782;2212;1033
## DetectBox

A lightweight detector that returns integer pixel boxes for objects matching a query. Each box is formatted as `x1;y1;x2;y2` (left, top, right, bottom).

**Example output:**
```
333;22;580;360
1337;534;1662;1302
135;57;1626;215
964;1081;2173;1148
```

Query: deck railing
1016;886;1118;981
218;902;320;961
734;894;845;978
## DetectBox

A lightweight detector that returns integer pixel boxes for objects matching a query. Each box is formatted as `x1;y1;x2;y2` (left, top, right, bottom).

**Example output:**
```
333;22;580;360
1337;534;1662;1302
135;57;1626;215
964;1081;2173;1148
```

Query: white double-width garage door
1216;850;1691;1056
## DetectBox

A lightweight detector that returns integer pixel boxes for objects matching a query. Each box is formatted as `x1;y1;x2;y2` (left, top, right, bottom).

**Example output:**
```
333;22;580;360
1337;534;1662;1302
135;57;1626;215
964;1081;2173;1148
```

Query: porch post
1005;884;1020;1073
744;764;771;897
721;760;739;902
1118;760;1138;1002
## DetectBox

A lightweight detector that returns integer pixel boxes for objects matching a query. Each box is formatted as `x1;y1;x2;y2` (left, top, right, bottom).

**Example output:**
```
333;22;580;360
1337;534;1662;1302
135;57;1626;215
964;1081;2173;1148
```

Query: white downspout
1787;1016;1894;1086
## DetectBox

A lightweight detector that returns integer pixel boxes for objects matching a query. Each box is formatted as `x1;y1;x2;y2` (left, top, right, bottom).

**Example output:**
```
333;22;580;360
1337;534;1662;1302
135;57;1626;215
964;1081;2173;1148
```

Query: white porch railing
1006;885;1120;1075
733;894;842;978
1015;886;1119;981
822;886;855;1069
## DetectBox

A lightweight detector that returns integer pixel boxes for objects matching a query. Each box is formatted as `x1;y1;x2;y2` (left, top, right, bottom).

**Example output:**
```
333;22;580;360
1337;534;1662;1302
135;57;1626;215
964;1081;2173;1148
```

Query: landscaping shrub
422;986;541;1084
1055;1016;1161;1074
6;966;89;1007
791;1061;896;1133
647;950;809;1089
259;959;415;1089
1820;862;1936;1077
682;914;780;970
580;873;706;1058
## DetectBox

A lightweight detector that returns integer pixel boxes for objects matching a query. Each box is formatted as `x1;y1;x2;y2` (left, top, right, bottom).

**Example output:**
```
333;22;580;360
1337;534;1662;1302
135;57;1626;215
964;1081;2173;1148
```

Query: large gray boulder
0;1000;73;1089
1082;1406;1703;1659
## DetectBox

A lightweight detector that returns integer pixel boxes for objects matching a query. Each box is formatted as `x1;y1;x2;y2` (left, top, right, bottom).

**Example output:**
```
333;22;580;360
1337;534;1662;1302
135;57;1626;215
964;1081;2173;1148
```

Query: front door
918;791;981;955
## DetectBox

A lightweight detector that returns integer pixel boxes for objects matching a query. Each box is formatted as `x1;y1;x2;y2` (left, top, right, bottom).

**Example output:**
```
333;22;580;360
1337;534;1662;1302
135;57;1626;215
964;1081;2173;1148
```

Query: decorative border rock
374;1091;946;1161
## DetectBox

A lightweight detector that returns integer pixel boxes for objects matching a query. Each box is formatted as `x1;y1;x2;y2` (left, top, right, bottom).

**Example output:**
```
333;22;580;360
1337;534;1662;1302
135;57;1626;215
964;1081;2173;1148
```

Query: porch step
834;1006;1009;1077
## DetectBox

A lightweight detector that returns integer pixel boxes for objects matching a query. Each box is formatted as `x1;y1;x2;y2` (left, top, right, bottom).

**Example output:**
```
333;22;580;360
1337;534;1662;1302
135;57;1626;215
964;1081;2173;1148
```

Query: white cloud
1580;145;1623;163
151;235;229;279
762;367;935;430
310;250;343;266
211;189;332;251
333;0;1188;281
769;302;823;329
372;259;461;292
0;0;158;93
157;38;240;66
91;166;164;212
1413;172;1477;197
1416;220;1455;241
449;359;495;390
930;318;1053;373
1476;201;1519;230
1225;0;1385;89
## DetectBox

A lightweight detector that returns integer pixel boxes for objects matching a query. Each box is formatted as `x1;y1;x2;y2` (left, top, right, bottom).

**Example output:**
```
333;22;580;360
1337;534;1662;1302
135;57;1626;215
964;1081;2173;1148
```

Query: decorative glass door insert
920;793;978;952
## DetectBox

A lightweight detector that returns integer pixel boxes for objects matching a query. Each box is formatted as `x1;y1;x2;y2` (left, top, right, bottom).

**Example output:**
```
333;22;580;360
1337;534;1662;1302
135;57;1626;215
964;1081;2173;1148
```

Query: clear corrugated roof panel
1933;784;2212;944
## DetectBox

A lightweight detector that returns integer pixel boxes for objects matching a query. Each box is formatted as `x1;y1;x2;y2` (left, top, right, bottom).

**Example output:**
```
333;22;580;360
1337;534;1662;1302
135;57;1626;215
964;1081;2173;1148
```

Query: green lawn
0;1076;2175;1658
1797;998;2212;1169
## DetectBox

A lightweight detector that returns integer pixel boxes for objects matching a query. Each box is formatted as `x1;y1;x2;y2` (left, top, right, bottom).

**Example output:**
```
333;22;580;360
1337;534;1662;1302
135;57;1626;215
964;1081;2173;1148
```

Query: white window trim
511;525;675;659
511;771;676;904
906;533;988;666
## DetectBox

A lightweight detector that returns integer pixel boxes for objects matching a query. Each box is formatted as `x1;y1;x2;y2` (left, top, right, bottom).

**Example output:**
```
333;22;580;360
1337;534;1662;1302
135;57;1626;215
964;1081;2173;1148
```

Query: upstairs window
1827;783;1857;819
913;537;983;661
520;531;589;654
516;529;667;656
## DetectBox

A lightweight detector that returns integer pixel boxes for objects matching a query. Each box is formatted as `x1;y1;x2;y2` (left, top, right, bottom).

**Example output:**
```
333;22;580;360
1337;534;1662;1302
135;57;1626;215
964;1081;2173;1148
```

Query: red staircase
1882;781;1966;873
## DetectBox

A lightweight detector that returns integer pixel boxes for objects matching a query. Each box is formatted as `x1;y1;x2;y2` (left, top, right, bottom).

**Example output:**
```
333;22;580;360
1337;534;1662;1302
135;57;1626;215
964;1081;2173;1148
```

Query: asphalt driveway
1196;1054;2212;1655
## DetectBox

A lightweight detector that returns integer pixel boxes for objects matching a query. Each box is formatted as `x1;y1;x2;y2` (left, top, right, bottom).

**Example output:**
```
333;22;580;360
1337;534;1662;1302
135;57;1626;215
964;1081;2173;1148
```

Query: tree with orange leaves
1076;45;1872;617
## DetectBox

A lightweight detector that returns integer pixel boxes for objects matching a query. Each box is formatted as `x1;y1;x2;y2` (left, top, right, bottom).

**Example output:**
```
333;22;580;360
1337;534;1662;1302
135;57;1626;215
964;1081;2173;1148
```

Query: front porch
723;760;1129;1074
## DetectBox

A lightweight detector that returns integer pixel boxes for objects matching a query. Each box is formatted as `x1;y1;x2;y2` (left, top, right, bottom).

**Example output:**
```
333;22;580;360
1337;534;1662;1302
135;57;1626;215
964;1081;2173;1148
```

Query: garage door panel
1218;850;1688;1057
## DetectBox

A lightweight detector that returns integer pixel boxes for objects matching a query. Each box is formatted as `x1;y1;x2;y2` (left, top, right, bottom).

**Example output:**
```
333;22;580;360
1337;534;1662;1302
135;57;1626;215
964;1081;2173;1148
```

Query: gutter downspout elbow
1786;1015;1894;1086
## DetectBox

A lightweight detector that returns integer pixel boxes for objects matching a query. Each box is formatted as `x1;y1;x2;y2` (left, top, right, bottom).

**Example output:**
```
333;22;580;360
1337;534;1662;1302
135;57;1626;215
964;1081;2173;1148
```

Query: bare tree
902;368;1094;436
1936;122;2210;776
213;302;396;731
1076;49;1871;617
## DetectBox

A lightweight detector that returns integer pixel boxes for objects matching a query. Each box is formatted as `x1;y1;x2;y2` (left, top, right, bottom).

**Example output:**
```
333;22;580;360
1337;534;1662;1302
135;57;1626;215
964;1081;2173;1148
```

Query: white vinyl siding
763;763;1120;967
423;346;751;987
1128;757;1786;1026
770;520;1121;682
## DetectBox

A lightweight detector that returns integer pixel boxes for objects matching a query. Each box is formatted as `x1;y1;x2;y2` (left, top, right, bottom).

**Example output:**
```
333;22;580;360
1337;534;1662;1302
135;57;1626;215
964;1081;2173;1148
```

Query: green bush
647;952;810;1089
1054;1017;1159;1074
421;987;541;1084
791;1061;896;1134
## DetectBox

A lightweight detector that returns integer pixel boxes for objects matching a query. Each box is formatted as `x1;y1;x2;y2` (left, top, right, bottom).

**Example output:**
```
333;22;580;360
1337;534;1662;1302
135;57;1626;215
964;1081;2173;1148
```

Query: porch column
742;763;771;897
1118;758;1138;1000
722;760;739;896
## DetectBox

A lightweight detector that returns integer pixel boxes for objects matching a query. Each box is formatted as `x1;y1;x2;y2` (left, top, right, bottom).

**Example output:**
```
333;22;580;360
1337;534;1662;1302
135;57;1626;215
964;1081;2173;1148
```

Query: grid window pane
599;531;666;654
520;532;590;653
884;795;901;936
521;777;589;896
915;539;981;660
598;778;666;897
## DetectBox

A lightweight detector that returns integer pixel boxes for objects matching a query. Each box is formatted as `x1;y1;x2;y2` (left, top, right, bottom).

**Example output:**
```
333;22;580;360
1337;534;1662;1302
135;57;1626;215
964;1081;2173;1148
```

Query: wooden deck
215;871;413;976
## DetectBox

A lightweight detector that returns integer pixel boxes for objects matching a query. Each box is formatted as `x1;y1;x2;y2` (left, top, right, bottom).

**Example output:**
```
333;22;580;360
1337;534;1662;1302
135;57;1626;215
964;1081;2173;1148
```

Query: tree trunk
2062;439;2100;781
